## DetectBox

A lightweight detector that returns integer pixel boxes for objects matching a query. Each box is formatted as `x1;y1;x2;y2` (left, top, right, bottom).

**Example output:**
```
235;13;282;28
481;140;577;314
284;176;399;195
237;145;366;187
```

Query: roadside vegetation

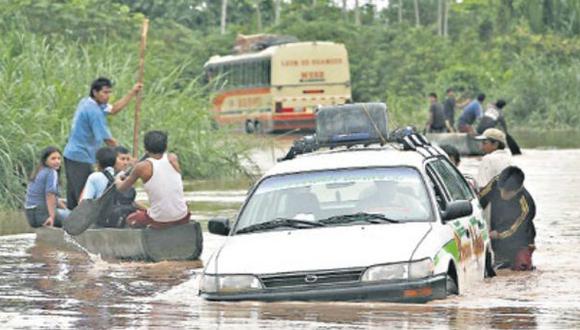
1;0;580;208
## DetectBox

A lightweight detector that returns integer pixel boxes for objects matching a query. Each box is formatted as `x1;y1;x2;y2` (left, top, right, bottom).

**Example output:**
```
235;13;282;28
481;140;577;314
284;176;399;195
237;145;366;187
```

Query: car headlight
408;258;434;279
361;263;407;282
361;259;433;282
201;274;263;293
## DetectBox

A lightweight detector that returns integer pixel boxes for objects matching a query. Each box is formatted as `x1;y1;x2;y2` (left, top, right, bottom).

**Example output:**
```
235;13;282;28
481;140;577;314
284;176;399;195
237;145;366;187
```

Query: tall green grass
0;30;251;209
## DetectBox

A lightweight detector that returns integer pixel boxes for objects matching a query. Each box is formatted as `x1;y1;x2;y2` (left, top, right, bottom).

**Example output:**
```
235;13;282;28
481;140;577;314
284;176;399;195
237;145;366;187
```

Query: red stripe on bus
303;89;324;94
272;113;315;121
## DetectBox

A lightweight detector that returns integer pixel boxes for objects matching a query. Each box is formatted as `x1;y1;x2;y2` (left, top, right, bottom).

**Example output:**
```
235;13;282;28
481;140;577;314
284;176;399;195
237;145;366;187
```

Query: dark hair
30;146;62;181
495;99;507;109
498;166;525;191
446;88;453;94
90;77;113;98
144;131;168;154
440;145;460;165
428;92;437;99
96;147;117;170
477;93;486;102
114;146;130;155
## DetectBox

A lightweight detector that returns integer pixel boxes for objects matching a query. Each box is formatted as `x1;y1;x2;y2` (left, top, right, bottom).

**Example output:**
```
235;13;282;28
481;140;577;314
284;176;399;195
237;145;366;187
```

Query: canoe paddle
63;166;134;236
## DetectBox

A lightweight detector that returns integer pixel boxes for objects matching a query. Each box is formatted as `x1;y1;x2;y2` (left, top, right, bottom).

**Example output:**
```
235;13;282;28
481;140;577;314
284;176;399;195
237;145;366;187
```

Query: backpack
96;171;137;228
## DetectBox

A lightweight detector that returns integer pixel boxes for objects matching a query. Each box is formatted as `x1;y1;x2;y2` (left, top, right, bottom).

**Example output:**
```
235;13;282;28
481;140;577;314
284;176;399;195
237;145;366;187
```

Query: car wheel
446;271;459;296
245;120;255;134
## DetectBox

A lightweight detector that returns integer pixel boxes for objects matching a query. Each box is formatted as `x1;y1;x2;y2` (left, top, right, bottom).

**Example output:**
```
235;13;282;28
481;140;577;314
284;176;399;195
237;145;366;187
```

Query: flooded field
1;147;580;329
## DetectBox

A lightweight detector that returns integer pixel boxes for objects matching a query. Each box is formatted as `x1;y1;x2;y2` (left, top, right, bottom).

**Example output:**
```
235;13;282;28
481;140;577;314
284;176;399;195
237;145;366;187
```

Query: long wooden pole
133;18;149;159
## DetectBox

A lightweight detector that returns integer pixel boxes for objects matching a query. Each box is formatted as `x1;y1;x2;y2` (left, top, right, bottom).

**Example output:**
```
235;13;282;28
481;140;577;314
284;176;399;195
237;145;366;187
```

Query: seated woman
24;147;70;228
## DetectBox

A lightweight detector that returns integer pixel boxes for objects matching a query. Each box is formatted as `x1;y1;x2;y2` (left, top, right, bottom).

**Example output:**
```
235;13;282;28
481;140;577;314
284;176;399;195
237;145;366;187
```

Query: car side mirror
208;218;231;236
441;200;473;222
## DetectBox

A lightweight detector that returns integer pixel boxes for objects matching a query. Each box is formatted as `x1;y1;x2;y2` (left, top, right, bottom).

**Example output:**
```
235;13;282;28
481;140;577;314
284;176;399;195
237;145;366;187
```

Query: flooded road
1;148;580;329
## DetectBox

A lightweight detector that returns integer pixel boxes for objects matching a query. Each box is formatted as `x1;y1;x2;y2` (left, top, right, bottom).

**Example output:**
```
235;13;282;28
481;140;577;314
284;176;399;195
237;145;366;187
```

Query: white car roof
265;145;428;177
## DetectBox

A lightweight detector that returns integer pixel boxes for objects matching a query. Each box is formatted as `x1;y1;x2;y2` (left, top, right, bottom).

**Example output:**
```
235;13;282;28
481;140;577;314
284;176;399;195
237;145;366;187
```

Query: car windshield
235;167;433;233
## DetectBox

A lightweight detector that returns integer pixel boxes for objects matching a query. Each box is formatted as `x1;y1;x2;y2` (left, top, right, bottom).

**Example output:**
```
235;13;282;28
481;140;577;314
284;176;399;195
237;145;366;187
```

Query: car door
426;157;482;285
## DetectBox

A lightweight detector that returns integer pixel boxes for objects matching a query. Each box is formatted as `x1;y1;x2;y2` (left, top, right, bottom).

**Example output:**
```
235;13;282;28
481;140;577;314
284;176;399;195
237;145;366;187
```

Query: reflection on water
0;149;580;328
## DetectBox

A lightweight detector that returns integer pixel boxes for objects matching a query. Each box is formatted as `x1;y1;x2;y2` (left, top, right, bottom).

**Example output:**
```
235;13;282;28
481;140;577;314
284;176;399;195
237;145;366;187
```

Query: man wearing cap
475;128;512;189
479;166;537;270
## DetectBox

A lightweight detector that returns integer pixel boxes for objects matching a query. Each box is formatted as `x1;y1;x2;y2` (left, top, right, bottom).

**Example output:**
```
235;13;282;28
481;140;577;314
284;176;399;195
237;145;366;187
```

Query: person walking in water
443;88;457;132
475;128;512;189
425;92;446;133
457;93;485;134
479;166;537;270
63;77;142;209
115;131;190;229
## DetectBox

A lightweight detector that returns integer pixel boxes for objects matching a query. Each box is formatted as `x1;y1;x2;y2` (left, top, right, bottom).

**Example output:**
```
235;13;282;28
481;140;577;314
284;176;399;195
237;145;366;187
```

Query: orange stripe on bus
212;87;271;108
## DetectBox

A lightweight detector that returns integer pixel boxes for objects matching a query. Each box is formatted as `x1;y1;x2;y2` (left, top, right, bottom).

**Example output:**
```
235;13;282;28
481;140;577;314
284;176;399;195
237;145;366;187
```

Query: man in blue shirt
457;93;485;135
63;77;142;209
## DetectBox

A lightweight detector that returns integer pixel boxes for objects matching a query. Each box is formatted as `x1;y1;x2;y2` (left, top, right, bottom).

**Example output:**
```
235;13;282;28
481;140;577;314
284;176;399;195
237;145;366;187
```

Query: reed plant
0;30;251;209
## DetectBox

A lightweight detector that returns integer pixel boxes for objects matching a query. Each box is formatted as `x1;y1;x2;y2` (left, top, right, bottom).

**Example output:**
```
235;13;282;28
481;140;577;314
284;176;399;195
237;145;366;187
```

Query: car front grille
259;268;365;288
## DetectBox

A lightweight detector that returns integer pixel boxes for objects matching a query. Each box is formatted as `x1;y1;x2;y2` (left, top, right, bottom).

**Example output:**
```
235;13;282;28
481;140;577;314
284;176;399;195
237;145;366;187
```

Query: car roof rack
278;129;446;162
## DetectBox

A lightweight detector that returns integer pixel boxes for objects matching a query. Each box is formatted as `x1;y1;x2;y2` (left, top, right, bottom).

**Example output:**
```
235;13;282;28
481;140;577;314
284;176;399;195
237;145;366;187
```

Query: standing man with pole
63;78;142;210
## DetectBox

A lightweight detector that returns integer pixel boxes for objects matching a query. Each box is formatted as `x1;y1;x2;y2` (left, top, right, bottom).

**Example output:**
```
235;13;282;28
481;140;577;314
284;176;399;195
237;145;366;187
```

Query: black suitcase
316;103;389;146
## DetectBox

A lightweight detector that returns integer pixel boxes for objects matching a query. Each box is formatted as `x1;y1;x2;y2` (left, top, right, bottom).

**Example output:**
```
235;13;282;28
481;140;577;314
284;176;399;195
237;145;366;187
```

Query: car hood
208;222;432;275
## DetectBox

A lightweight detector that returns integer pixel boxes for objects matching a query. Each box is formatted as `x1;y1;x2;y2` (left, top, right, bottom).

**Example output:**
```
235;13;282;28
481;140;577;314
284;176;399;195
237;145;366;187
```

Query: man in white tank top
115;131;189;229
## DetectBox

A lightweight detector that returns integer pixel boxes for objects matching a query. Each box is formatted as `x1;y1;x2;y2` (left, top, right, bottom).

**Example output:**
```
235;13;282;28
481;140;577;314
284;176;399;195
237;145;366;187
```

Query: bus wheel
254;121;262;134
245;120;255;134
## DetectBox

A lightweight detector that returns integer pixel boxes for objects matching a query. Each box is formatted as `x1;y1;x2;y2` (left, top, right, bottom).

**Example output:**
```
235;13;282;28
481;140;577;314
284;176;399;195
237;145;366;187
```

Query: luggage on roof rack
316;103;389;147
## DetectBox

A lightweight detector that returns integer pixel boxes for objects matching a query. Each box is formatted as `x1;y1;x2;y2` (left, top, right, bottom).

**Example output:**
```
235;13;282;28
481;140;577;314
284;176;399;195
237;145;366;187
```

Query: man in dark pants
443;88;456;132
479;166;537;270
63;77;142;209
425;92;446;133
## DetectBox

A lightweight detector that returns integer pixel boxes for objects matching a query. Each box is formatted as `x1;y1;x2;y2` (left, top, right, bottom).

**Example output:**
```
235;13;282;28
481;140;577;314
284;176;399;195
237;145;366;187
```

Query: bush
0;30;249;209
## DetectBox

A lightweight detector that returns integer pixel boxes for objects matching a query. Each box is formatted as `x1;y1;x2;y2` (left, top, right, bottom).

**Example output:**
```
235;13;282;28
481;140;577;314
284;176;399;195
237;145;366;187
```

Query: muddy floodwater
1;148;580;329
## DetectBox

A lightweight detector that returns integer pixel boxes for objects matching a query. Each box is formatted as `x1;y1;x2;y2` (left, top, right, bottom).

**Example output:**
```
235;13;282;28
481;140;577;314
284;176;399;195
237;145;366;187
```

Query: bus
204;41;351;133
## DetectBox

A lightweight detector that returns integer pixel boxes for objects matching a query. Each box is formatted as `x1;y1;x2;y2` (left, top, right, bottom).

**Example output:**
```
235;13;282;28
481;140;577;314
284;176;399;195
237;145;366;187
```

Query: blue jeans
24;205;69;228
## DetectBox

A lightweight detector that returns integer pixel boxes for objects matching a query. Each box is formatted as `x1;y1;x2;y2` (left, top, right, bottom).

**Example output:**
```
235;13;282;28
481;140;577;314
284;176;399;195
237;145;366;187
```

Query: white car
200;135;492;302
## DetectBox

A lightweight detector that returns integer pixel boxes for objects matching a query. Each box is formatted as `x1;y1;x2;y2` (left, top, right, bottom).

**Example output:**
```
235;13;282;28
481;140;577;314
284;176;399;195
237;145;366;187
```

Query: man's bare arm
115;162;144;192
168;153;181;173
109;83;143;115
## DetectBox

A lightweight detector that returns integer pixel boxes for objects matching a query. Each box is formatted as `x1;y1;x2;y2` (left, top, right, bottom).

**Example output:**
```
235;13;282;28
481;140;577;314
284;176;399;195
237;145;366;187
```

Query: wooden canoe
425;133;484;156
35;222;203;262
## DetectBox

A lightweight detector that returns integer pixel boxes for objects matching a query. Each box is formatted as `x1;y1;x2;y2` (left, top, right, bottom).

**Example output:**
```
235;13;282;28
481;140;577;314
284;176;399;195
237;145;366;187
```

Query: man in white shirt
475;128;512;189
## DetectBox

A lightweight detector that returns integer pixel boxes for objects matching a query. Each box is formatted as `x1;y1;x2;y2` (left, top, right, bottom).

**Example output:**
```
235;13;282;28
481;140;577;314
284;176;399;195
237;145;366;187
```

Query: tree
443;0;449;37
274;0;281;25
342;0;348;21
438;0;442;36
221;0;228;35
355;0;361;26
255;0;262;31
414;0;420;27
398;0;403;24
